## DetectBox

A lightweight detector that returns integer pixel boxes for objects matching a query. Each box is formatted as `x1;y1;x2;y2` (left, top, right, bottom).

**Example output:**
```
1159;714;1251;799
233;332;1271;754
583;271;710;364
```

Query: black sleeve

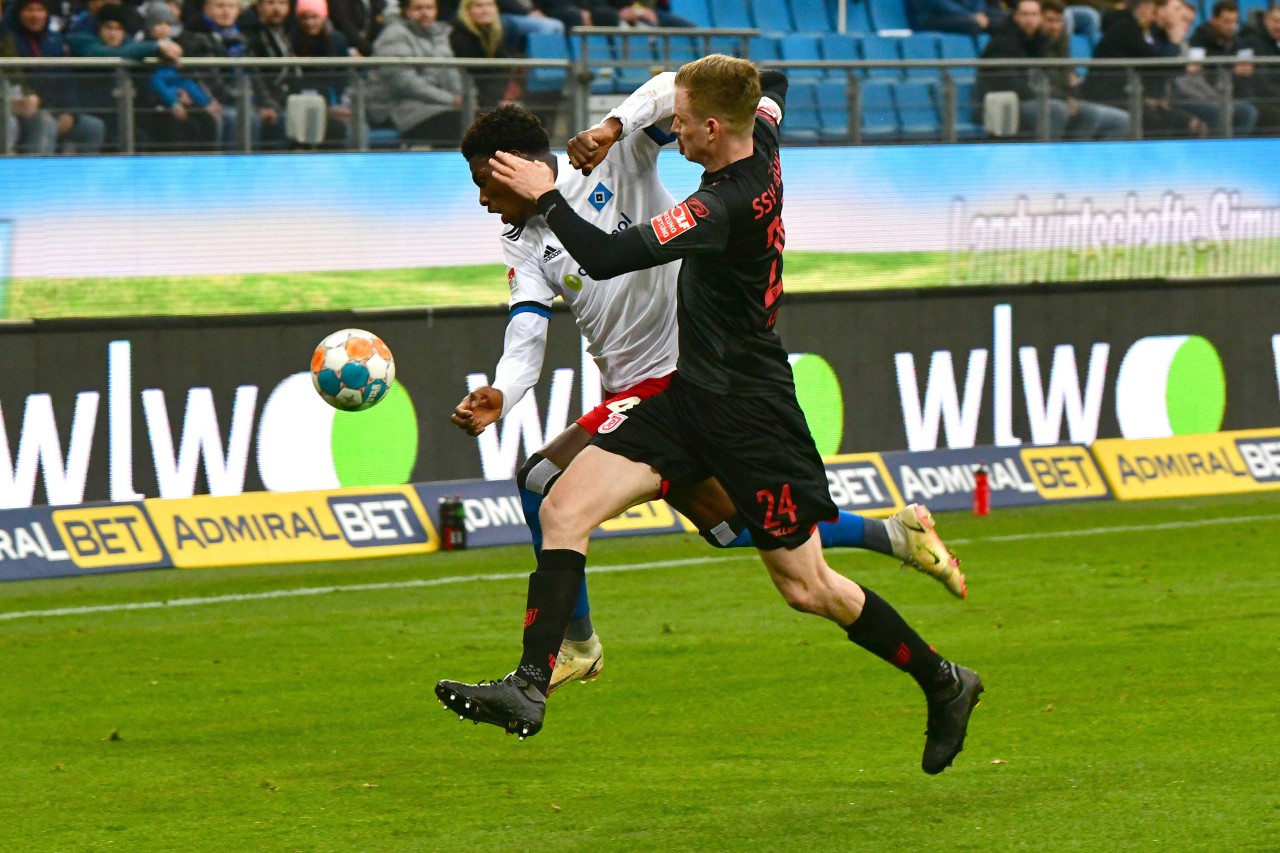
760;69;788;113
536;190;661;279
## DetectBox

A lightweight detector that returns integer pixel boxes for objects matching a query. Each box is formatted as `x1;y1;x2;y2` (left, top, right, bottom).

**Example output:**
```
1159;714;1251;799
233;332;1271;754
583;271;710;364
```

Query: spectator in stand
1040;0;1131;137
292;0;355;144
492;0;564;55
977;0;1070;138
451;0;521;110
1241;2;1280;132
912;0;1006;36
1162;0;1256;133
0;1;57;154
135;0;219;150
1082;0;1208;136
5;0;107;152
242;0;297;144
327;0;386;54
69;0;144;37
525;0;590;32
68;3;183;148
588;0;694;27
178;0;260;147
368;0;465;144
1190;0;1264;130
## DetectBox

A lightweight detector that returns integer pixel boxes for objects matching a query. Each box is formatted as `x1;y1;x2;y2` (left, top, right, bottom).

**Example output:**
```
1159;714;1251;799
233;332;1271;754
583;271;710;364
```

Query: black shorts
591;374;838;550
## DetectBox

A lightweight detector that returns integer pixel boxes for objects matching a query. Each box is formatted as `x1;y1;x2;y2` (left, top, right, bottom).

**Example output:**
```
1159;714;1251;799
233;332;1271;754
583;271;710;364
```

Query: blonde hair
674;54;761;137
458;0;503;57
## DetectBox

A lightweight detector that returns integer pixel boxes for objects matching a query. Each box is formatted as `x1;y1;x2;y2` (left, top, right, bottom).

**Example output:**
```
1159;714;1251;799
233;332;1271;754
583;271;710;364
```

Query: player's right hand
568;118;622;176
451;387;504;436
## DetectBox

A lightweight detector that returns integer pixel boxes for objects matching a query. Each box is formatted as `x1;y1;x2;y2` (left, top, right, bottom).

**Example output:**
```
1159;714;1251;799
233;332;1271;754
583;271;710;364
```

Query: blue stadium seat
616;34;658;93
751;0;794;33
828;0;875;33
894;79;941;140
792;0;832;33
780;34;824;80
748;35;781;62
937;33;978;83
859;79;899;142
367;126;403;149
710;0;753;28
953;81;984;138
858;35;904;79
570;34;620;94
525;32;569;94
868;0;912;32
710;35;748;57
821;32;859;62
662;35;701;64
900;33;941;79
815;79;851;141
781;81;821;143
669;0;712;27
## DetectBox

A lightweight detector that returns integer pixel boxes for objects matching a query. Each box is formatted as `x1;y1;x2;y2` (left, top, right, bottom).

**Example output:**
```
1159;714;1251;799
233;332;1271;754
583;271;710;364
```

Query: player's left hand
489;151;556;203
568;118;622;176
451;387;504;436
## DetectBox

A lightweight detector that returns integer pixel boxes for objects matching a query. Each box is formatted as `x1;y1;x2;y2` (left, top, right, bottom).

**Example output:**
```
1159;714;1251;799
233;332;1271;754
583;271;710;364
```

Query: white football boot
889;504;967;599
548;632;605;695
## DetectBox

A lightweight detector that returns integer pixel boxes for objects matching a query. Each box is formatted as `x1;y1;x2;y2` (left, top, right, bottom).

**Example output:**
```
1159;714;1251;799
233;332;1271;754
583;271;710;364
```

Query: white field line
1;513;1278;623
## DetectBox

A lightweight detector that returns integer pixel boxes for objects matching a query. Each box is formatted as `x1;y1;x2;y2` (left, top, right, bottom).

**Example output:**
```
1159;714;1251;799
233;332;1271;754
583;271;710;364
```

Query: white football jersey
492;95;681;417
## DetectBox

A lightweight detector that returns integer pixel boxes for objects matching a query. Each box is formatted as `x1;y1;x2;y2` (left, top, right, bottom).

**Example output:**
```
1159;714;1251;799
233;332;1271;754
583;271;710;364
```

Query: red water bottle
973;463;990;516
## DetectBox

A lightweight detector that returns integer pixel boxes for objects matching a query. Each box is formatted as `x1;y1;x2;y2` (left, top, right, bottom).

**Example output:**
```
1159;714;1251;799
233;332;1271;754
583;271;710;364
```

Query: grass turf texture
1;493;1278;851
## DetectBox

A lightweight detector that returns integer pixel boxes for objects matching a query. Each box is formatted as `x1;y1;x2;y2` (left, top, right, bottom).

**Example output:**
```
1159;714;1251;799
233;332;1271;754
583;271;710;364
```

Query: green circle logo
563;274;584;291
1115;335;1226;439
331;382;419;486
789;353;844;456
1165;336;1226;434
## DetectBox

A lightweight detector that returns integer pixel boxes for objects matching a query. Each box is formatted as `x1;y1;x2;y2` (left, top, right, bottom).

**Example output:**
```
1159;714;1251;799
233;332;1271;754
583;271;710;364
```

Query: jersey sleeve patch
757;96;783;127
650;202;699;245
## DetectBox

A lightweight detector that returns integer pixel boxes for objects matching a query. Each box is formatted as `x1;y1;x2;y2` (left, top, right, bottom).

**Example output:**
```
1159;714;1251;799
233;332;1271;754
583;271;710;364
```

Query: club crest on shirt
589;182;614;212
598;412;628;433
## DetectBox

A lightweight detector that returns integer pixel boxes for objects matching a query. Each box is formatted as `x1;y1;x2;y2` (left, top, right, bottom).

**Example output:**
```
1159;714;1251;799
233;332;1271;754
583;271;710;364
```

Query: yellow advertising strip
1019;446;1110;500
824;452;905;518
1092;428;1280;500
52;504;166;570
145;485;439;569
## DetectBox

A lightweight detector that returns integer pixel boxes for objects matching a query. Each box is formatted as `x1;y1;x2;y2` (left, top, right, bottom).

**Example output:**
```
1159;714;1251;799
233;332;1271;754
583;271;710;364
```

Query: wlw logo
542;245;562;263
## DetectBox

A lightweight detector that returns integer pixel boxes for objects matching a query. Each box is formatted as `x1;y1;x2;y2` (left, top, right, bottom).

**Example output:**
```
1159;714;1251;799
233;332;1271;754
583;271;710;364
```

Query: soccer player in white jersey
450;88;965;696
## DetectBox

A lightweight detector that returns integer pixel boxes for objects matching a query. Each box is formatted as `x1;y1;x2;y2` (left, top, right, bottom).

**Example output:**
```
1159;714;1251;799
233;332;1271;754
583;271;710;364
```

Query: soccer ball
310;328;396;411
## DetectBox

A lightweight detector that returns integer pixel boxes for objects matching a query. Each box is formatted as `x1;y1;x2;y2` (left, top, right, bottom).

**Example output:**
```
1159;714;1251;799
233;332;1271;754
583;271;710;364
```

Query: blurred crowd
973;0;1280;138
0;0;695;152
1;0;1276;152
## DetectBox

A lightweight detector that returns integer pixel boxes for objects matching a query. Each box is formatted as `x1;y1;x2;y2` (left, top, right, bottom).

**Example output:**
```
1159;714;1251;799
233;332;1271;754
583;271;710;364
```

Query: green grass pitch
1;493;1278;851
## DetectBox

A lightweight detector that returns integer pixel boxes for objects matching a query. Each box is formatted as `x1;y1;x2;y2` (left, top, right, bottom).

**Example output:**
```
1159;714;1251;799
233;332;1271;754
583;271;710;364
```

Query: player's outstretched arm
451;387;504;436
490;151;659;280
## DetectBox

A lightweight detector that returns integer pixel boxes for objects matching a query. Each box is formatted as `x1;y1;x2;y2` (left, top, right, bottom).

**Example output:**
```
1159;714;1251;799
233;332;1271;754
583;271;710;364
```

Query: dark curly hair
460;105;551;162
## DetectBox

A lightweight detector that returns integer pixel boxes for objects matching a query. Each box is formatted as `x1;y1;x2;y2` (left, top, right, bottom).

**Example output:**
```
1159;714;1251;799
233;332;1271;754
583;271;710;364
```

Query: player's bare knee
539;490;589;541
776;578;821;615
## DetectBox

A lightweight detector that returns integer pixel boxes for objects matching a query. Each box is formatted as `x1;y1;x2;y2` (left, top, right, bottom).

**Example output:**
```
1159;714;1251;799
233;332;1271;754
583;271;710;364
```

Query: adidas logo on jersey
542;246;563;263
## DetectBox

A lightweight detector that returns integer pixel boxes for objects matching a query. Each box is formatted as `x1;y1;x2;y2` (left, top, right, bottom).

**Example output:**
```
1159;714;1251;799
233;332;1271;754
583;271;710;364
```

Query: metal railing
1;51;1277;154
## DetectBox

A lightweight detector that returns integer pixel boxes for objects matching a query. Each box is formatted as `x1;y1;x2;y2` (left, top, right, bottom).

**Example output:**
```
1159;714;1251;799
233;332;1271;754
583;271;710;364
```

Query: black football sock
515;549;586;695
844;585;952;696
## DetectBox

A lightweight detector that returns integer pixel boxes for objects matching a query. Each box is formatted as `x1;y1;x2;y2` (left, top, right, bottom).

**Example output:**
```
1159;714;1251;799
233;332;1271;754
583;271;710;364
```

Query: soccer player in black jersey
437;56;984;775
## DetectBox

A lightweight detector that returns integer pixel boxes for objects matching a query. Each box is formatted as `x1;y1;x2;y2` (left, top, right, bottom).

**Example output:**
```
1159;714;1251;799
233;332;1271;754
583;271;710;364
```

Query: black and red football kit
534;72;836;549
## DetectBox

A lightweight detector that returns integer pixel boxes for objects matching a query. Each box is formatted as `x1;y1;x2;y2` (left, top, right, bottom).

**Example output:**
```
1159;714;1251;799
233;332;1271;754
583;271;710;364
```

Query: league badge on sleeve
651;202;698;244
